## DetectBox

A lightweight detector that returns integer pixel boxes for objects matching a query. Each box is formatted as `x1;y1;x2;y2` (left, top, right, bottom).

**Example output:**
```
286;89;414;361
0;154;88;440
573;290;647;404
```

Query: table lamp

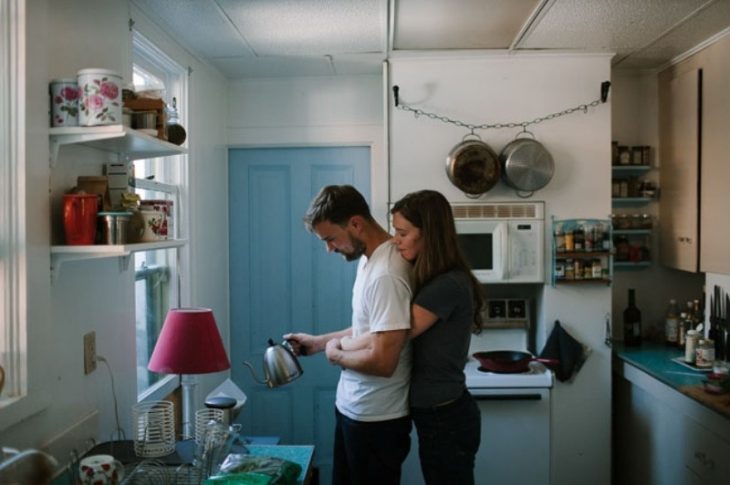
148;307;231;438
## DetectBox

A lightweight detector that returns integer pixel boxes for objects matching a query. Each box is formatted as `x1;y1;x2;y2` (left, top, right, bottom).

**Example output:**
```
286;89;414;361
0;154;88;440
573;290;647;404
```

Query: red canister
63;194;98;245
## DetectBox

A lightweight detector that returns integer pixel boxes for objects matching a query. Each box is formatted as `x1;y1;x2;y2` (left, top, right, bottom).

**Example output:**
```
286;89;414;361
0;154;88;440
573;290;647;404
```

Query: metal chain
396;98;603;132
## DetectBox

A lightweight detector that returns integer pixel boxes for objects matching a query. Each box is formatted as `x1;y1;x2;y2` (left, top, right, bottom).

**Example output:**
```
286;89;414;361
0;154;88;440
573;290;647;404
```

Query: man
284;185;413;485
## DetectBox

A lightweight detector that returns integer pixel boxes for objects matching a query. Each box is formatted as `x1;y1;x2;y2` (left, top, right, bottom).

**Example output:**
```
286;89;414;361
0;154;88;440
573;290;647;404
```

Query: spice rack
551;218;612;286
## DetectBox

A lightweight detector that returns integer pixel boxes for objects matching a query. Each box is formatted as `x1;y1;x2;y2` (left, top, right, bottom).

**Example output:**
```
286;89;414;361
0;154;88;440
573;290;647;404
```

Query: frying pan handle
534;358;559;366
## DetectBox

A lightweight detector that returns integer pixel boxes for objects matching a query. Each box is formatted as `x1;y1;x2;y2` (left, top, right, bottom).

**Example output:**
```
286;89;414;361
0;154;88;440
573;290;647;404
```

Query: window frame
131;30;190;403
0;0;48;431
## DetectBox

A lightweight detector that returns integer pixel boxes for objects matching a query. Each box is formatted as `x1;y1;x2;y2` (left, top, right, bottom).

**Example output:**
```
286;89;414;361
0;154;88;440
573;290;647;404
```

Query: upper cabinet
699;35;730;275
658;34;730;275
658;64;700;272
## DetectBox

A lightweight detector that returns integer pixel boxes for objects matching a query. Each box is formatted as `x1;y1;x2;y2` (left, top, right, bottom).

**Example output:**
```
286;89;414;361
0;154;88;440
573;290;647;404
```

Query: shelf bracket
119;255;132;272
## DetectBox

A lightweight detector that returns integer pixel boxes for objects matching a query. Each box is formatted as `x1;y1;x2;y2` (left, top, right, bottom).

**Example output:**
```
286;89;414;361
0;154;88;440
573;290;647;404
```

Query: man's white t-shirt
335;240;414;422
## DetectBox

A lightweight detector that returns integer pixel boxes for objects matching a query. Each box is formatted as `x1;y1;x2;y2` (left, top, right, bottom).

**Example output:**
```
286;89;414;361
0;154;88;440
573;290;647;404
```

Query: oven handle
472;393;543;401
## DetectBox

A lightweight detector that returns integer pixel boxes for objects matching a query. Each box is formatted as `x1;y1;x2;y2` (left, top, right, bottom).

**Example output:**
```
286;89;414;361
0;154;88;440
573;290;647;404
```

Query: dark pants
410;390;481;485
332;408;412;485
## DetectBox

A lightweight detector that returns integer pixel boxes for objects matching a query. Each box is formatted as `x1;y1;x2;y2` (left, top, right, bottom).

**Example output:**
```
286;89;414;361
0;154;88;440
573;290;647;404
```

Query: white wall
610;70;704;340
0;0;229;471
227;75;388;221
389;52;612;485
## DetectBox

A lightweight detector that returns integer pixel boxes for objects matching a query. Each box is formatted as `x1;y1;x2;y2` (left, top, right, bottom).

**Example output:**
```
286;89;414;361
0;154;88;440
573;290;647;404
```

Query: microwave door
493;222;508;280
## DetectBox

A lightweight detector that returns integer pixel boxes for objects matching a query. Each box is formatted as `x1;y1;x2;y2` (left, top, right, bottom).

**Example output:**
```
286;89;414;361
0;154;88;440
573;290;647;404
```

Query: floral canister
77;68;122;126
140;199;173;239
49;79;80;127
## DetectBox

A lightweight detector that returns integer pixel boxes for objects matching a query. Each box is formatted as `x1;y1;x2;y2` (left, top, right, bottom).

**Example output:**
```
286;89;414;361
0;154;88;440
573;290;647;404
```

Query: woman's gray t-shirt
410;269;474;408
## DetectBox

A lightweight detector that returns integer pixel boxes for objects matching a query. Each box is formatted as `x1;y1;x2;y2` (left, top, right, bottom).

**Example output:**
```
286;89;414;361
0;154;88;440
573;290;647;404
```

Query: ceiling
131;0;730;79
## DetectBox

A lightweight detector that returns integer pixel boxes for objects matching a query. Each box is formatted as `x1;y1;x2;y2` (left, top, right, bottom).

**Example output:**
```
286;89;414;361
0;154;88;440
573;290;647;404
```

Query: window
0;0;25;412
132;31;189;400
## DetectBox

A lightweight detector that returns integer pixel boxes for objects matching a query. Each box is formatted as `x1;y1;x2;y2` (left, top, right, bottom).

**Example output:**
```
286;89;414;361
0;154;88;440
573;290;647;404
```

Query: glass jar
564;229;575;252
555;225;565;253
573;259;583;280
618;146;630;165
564;259;575;280
573;226;585;251
555;261;565;279
592;259;602;279
684;329;699;363
695;339;715;368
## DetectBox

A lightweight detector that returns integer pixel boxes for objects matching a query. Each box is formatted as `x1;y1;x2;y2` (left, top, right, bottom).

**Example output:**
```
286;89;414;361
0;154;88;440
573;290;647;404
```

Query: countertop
614;343;730;419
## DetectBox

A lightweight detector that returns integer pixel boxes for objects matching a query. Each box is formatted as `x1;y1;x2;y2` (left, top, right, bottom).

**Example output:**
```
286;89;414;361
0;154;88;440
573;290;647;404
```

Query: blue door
229;146;370;483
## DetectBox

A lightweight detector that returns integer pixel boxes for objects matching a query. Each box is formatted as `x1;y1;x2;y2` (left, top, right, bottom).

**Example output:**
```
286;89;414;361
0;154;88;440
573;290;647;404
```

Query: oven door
470;387;551;485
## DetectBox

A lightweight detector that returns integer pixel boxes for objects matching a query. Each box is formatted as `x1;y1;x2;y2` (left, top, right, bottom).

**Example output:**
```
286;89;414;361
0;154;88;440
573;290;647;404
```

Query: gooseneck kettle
243;339;303;388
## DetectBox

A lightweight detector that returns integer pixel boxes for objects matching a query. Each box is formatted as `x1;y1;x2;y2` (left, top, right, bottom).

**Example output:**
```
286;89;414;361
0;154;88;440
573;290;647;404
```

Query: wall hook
601;81;611;103
392;85;400;107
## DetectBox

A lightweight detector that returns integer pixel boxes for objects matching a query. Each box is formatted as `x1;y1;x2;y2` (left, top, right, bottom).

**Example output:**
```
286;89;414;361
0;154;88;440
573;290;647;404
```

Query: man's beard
338;233;366;261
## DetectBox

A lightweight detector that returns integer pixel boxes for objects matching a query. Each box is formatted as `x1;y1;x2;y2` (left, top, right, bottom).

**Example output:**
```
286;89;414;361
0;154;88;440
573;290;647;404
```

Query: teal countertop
613;343;709;389
614;343;730;420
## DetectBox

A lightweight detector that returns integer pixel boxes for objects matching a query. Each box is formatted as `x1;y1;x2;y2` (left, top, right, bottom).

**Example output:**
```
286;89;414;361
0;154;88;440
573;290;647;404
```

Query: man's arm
325;329;408;377
284;328;352;356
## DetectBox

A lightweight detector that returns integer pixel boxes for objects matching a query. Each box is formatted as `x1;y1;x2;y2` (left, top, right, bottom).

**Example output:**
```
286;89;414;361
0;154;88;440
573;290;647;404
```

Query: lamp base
181;374;198;439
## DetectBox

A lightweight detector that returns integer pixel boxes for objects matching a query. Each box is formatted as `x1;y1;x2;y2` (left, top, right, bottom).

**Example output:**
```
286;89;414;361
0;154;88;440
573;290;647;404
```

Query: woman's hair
303;184;373;231
391;190;484;332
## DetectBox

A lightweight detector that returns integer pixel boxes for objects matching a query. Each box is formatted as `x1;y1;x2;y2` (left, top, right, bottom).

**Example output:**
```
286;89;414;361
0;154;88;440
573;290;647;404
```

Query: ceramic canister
140;200;173;239
77;68;122;126
49;79;80;127
63;194;99;245
139;209;166;242
78;454;124;485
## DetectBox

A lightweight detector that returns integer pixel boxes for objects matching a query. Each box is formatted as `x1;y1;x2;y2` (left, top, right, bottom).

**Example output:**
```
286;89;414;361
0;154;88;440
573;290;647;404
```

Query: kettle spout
242;361;272;388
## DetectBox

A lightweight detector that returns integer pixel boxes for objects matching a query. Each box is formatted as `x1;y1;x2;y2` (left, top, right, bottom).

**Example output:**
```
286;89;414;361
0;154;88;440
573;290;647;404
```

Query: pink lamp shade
148;307;231;375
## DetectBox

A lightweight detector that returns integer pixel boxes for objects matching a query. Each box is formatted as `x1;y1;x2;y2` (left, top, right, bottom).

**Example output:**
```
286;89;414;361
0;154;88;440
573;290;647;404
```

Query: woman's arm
410;303;438;338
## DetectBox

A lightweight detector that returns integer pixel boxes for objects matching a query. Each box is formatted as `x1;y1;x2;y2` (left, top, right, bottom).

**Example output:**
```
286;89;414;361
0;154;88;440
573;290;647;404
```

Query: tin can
77;68;122;126
49;79;80;127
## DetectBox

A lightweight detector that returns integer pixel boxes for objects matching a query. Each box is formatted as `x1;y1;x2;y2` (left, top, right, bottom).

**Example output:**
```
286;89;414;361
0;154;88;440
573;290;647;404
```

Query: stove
464;357;554;389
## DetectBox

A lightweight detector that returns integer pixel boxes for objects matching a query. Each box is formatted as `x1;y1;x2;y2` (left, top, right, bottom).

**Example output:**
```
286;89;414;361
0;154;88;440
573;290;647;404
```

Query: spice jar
555;225;565;253
583;263;592;280
555;261;565;280
695;339;715;368
565;259;575;280
573;226;585;251
618;146;630;165
592;259;602;279
564;229;575;252
631;146;643;165
573;259;583;280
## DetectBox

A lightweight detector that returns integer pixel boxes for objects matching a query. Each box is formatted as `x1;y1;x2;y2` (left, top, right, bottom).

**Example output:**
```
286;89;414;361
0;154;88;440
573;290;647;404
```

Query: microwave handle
497;222;509;279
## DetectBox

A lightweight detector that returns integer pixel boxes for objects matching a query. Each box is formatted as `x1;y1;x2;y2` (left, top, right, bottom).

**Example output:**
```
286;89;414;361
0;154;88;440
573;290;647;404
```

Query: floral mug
77;68;122;126
78;454;124;485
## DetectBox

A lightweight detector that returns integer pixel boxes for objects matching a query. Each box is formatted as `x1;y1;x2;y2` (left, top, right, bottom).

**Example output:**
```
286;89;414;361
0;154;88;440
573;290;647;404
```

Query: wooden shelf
554;278;612;285
556;251;611;259
613;229;652;235
50;239;187;281
49;125;186;166
612;197;654;206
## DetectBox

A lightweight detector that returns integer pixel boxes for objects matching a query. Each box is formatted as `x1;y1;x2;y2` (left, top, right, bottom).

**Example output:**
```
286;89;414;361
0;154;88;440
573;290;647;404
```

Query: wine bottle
624;288;642;346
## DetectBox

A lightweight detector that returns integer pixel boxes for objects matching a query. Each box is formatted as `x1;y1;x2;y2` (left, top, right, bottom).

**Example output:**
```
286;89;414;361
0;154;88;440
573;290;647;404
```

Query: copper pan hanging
445;133;500;197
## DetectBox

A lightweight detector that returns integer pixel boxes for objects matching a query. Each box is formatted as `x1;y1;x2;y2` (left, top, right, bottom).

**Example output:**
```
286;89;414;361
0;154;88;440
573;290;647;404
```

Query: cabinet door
700;35;730;274
681;415;730;485
658;66;700;272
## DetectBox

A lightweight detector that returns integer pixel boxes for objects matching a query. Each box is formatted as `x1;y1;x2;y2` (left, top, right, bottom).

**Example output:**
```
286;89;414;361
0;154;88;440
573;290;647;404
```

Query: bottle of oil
623;289;642;346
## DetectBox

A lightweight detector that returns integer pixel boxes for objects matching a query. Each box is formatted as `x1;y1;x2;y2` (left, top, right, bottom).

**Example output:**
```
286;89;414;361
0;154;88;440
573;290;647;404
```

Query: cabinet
658;64;700;272
699;34;730;274
49;125;187;280
551;218;612;286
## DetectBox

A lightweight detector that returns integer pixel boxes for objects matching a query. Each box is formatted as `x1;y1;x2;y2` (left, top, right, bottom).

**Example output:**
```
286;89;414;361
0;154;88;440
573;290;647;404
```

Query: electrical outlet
83;331;96;374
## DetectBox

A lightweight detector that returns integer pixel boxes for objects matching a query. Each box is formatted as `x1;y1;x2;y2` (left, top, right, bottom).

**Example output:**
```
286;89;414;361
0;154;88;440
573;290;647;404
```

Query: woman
342;189;484;484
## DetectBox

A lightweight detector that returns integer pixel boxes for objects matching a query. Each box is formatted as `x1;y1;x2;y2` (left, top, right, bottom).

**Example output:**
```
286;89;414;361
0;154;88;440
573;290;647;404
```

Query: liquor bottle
665;299;679;346
623;289;642;346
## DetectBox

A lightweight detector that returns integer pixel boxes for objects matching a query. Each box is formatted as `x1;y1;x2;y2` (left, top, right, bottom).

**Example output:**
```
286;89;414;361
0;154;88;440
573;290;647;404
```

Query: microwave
452;202;545;283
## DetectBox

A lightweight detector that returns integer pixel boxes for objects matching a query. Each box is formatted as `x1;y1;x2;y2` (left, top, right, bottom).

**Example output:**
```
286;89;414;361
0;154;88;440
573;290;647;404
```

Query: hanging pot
499;132;554;197
243;339;303;388
445;134;500;197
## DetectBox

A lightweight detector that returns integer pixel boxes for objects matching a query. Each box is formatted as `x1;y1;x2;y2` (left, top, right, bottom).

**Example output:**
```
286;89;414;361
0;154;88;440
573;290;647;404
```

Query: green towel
205;455;302;485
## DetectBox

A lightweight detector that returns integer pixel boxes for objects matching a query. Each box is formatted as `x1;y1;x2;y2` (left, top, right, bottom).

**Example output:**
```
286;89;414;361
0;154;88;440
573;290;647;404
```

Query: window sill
0;391;50;433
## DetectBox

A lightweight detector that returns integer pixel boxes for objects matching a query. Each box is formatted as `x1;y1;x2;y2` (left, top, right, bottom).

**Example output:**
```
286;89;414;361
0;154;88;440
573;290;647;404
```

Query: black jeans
410;390;481;485
332;408;412;485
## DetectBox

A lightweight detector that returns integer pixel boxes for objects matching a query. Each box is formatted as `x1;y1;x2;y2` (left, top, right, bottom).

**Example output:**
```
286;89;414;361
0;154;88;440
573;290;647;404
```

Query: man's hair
303;185;373;231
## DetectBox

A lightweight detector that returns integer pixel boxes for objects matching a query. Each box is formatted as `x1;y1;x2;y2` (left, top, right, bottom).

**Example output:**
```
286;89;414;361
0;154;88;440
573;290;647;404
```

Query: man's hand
325;337;343;364
283;332;320;356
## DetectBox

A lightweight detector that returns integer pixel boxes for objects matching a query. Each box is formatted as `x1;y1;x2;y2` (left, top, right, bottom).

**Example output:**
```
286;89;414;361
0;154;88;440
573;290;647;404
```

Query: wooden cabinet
699;35;730;274
658;64;700;272
659;34;730;275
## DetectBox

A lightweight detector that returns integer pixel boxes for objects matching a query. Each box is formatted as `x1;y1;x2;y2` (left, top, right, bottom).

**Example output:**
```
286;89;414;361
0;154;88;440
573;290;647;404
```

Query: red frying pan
473;350;559;374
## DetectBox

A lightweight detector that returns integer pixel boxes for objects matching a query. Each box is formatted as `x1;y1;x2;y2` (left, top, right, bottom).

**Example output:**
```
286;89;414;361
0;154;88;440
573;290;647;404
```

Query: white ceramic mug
78;454;124;485
139;209;166;242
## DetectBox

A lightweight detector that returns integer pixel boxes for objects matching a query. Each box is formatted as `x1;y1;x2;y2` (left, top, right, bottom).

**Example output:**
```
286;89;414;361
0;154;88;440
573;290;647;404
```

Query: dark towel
539;320;590;382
